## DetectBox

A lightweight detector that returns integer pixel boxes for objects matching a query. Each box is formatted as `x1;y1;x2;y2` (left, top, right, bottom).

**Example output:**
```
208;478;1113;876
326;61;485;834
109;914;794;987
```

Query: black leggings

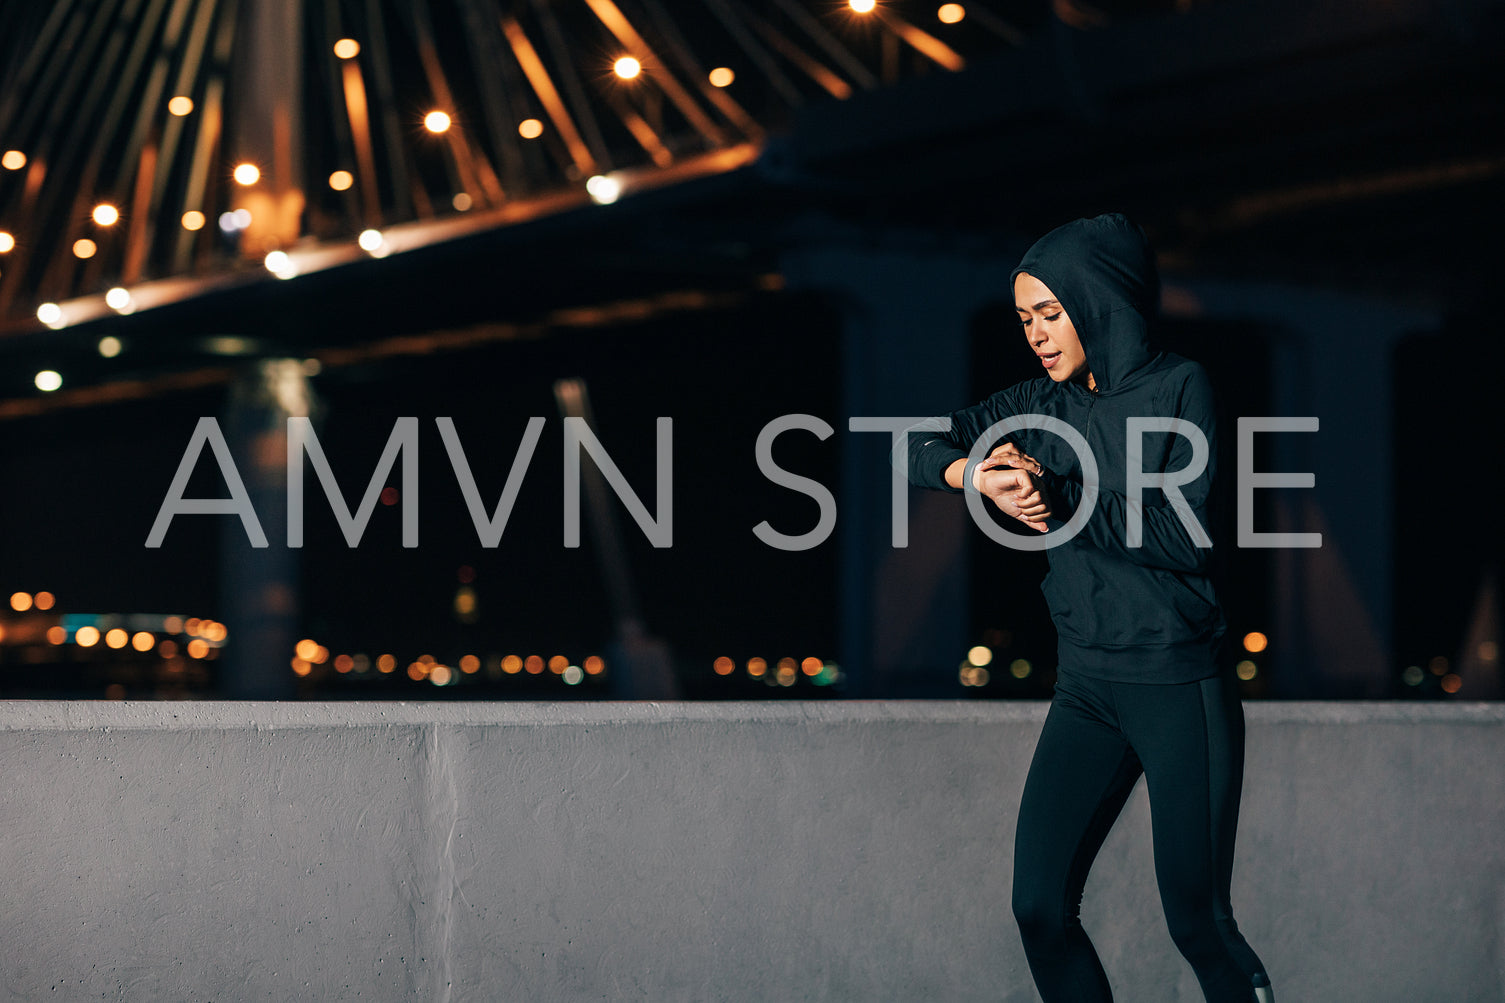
1011;666;1268;1002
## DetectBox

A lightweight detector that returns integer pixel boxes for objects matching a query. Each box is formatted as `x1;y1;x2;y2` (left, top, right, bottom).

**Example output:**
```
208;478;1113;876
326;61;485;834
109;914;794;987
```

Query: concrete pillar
1168;279;1435;696
218;360;313;698
781;242;1021;695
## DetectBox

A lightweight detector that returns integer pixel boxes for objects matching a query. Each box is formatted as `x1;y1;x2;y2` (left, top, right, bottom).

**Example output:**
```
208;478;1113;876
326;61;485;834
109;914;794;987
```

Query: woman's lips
1039;352;1062;369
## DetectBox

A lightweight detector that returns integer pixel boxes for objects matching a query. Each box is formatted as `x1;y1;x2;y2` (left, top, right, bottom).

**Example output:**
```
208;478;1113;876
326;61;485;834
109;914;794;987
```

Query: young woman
900;214;1273;1002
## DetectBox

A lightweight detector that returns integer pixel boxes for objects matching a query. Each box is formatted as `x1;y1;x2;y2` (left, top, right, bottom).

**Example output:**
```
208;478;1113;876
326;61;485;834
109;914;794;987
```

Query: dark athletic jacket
902;214;1226;683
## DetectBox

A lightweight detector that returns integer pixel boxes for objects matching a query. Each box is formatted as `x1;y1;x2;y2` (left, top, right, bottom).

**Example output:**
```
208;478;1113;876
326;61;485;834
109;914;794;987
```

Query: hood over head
1010;213;1160;393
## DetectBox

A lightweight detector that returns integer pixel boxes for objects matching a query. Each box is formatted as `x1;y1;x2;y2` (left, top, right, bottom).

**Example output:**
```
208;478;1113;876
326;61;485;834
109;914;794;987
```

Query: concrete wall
0;700;1500;1002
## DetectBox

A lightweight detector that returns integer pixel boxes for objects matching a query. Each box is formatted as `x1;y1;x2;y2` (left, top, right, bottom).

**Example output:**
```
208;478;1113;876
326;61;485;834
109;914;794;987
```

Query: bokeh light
613;56;641;79
333;38;360;59
328;170;353;191
938;3;965;23
708;67;734;87
518;118;544;139
168;96;194;116
233;163;260;185
424;110;451;133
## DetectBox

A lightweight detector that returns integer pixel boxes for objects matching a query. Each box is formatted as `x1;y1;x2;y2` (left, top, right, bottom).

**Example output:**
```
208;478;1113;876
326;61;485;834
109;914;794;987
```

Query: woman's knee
1012;880;1068;944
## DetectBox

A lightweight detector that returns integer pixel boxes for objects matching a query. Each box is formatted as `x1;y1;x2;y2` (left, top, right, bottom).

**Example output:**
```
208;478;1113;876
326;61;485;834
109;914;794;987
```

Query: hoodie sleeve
894;384;1034;493
1042;365;1218;573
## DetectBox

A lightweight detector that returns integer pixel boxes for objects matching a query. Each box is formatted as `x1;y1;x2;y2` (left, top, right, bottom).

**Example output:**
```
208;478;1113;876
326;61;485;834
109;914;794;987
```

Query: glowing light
1441;673;1463;694
181;210;205;231
452;192;472;211
295;639;319;661
431;665;453;686
264;250;294;277
105;628;129;649
0;231;13;253
524;655;544;675
459;654;480;674
357;228;384;252
454;586;477;618
131;631;155;652
584;655;605;675
34;591;55;610
937;3;965;23
233;163;260;185
37;303;65;328
613;56;641;79
548;655;568;674
218;209;251;233
1;150;25;170
775;658;798;686
407;662;428;681
563;665;584;685
501;655;523;675
586;175;621;204
105;287;132;311
34;370;62;392
713;656;735;676
292;657;312;676
1242;631;1268;653
377;653;397;674
801;657;823;676
1429;655;1448;676
185;618;202;635
76;626;100;647
1235;660;1258;681
328;170;353;191
708;67;734;88
168;96;194;116
1402;665;1424;686
312;645;329;664
424;111;451;133
1009;658;1032;679
98;336;123;358
518;118;544;139
747;657;767;678
92;203;119;226
333;38;361;59
159;640;179;658
849;0;876;12
73;238;97;258
10;592;32;611
967;645;993;667
47;626;67;645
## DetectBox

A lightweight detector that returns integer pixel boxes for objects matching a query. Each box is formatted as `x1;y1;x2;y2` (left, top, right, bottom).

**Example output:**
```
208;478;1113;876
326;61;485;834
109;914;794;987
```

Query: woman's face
1015;272;1091;388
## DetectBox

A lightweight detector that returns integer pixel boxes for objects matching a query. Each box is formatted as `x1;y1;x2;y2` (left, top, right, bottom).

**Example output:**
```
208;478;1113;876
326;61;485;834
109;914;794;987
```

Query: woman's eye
1044;313;1061;322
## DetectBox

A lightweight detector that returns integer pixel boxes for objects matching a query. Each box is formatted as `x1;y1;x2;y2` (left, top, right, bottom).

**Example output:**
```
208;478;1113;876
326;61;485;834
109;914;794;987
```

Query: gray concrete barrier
1;700;1500;1001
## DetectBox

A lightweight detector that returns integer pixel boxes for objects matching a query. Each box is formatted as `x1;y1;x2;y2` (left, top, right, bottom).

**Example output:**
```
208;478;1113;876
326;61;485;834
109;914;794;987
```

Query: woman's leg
1012;671;1144;1003
1115;670;1270;1002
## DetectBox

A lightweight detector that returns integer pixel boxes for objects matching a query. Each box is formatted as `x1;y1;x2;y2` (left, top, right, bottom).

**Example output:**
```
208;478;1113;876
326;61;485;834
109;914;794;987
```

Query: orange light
295;638;319;661
0;231;14;253
613;56;641;79
937;3;965;23
186;638;209;659
46;626;66;645
407;662;428;681
801;657;823;676
424;111;451;133
182;210;205;231
1441;673;1463;694
34;591;55;610
333;38;361;59
130;631;153;652
377;653;397;673
459;654;480;674
233;163;260;185
73;239;97;258
524;655;544;675
9;592;32;612
548;654;568;674
747;657;767;678
291;657;312;676
518;118;544;139
584;655;605;675
430;665;453;686
185;618;202;635
105;629;129;649
849;0;877;12
1242;631;1269;653
167;96;194;116
158;640;179;658
334;653;355;673
501;655;523;675
92;203;120;226
713;656;735;676
328;170;353;191
76;626;100;647
708;67;734;88
1;150;25;170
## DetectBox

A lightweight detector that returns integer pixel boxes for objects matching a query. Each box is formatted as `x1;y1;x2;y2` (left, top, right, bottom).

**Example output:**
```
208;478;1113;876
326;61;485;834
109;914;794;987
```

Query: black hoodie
902;214;1225;683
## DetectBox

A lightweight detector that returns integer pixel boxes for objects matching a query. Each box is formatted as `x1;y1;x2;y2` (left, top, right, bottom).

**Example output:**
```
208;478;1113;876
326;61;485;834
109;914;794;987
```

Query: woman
900;214;1273;1002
